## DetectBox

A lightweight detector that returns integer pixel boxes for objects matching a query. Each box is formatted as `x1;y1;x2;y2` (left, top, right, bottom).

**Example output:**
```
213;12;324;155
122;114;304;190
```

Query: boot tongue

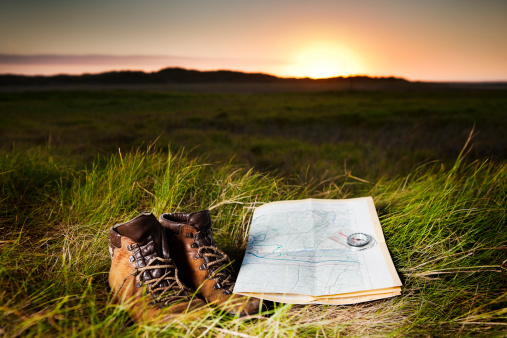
188;210;211;232
115;212;158;244
188;211;215;247
188;211;233;284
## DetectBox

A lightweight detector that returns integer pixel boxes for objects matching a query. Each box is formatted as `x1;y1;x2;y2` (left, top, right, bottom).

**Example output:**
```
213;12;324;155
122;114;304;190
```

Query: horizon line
2;68;507;85
1;54;507;83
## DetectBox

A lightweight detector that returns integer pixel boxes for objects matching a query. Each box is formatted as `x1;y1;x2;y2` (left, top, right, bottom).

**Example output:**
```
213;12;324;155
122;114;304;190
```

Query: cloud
0;54;285;66
0;54;287;76
0;54;201;65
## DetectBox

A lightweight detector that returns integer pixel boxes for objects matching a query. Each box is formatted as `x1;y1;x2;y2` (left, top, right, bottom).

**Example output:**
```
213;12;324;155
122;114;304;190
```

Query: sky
1;0;506;81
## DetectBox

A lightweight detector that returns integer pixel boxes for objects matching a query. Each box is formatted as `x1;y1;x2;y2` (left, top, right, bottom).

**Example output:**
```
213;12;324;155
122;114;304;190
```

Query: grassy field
2;89;506;180
0;88;506;336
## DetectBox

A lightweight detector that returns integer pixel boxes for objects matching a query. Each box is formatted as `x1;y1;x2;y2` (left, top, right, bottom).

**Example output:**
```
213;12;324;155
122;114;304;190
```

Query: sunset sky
1;0;506;81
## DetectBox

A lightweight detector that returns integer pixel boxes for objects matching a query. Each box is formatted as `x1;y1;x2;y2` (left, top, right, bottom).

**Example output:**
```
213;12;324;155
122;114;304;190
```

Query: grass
0;146;505;336
0;88;506;336
1;89;506;180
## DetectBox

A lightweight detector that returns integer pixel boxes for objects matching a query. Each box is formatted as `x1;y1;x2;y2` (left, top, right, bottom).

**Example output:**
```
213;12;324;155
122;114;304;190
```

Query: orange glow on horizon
282;42;364;79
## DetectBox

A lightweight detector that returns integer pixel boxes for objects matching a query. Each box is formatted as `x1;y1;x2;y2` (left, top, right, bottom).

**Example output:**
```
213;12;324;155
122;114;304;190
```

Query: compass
347;233;372;248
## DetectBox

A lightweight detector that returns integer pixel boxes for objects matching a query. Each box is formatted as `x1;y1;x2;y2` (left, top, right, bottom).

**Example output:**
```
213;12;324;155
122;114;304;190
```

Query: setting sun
284;43;363;79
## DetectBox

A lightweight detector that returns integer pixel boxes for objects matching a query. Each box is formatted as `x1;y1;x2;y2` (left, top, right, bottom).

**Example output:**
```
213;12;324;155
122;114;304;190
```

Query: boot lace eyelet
190;243;198;248
223;290;232;295
193;254;200;259
199;264;207;270
128;256;135;263
214;283;222;290
186;233;193;238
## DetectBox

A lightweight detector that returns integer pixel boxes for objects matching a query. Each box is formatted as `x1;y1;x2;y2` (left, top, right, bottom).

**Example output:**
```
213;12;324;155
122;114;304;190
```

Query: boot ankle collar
113;212;158;243
159;210;211;234
188;210;211;231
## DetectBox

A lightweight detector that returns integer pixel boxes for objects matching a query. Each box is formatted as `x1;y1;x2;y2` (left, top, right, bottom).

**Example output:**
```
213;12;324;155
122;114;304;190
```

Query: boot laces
119;257;193;307
198;246;235;293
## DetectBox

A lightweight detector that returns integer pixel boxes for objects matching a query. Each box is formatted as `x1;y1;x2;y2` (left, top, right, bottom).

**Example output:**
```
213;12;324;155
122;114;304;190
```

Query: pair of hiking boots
108;210;261;323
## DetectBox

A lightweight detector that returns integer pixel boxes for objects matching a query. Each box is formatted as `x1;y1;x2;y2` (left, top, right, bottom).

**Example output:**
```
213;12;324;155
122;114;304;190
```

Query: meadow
0;88;506;336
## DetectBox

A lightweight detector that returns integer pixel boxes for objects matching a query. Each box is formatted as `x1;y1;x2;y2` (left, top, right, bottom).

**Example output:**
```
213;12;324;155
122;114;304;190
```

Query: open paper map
233;197;402;305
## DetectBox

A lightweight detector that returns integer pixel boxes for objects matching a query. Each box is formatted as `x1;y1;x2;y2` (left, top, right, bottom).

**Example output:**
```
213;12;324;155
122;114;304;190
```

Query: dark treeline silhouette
0;67;408;87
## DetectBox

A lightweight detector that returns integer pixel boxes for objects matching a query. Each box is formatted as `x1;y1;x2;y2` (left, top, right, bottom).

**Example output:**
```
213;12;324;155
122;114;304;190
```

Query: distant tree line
0;67;408;87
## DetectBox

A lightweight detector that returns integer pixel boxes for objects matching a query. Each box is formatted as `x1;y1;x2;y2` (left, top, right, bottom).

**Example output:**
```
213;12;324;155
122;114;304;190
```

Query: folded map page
233;197;402;305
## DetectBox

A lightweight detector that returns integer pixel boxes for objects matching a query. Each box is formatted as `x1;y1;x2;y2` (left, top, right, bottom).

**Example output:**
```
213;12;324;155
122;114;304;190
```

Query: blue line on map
246;252;358;264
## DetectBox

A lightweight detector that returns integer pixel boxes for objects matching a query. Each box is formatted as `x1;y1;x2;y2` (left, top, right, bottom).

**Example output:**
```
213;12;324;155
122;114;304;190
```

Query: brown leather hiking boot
159;210;262;317
108;212;206;323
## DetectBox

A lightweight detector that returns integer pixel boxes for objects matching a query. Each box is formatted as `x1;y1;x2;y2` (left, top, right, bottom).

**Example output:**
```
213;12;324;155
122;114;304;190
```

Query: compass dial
347;233;372;247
